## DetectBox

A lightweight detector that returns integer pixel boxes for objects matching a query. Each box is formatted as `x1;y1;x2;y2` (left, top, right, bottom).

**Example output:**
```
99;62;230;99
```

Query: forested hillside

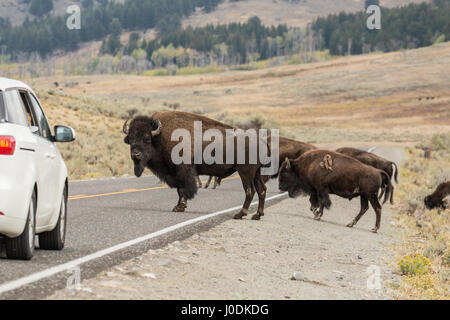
312;0;450;55
0;0;222;57
0;0;448;77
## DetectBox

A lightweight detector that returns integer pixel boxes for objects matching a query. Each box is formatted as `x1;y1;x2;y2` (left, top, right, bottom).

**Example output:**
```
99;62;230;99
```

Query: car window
0;92;5;122
28;93;52;140
3;90;28;126
19;91;38;128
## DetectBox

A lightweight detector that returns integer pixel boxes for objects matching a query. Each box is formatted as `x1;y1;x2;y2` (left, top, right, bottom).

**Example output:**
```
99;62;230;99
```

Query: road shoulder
48;194;400;300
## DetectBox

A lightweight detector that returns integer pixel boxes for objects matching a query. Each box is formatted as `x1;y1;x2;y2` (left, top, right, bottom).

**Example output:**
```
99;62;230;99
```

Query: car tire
5;191;36;260
39;186;67;251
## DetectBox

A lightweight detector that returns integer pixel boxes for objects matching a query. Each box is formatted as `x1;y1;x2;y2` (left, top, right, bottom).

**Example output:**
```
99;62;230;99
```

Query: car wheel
39;186;67;251
5;191;36;260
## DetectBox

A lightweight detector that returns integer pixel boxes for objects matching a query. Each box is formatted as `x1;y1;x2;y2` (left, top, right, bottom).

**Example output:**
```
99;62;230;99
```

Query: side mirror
54;125;75;142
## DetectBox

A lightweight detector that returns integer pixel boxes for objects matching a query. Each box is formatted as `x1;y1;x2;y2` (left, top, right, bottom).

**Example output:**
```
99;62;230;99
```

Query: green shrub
398;254;432;276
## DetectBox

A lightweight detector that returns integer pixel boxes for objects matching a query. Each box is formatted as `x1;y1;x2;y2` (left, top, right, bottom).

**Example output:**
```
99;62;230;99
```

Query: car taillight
0;136;16;155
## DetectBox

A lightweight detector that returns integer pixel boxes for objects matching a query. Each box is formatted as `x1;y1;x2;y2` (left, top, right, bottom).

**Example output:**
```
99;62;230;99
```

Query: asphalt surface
0;146;404;299
0;173;286;299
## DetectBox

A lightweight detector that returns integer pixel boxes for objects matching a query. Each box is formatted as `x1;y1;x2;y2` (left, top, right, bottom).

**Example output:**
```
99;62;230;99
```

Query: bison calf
278;150;393;233
424;181;450;211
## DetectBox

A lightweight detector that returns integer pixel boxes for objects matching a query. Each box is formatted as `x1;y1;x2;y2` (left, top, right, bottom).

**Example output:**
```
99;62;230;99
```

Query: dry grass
390;133;450;299
29;42;450;180
38;89;134;180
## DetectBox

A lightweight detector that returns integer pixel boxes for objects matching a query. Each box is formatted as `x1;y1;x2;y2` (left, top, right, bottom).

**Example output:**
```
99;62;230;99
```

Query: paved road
0;146;404;299
0;173;285;299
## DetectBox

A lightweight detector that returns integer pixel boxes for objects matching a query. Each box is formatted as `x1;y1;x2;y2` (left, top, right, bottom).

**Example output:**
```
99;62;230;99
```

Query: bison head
278;158;302;198
123;116;162;177
424;195;434;209
424;195;444;210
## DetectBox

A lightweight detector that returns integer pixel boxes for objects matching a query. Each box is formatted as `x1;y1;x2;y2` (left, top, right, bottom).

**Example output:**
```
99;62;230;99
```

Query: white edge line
0;193;287;295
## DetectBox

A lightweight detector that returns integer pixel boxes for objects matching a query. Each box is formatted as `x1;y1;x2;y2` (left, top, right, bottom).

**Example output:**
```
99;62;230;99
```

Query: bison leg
309;191;320;215
212;177;221;189
314;190;331;220
173;188;188;212
172;166;198;212
314;205;324;220
251;170;267;220
234;168;257;220
204;176;213;189
196;176;202;188
347;195;369;228
369;195;382;233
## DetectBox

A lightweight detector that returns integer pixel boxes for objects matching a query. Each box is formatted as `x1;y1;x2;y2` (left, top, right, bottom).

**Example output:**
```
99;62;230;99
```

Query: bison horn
122;119;130;135
151;120;162;137
285;157;291;169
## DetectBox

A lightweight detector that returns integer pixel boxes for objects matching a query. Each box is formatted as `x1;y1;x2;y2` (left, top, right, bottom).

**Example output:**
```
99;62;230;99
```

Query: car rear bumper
0;168;32;238
0;214;26;238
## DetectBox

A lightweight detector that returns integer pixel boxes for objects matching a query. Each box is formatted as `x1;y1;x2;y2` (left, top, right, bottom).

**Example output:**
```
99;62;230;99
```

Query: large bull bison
424;181;450;211
278;150;393;233
123;111;270;220
335;147;398;204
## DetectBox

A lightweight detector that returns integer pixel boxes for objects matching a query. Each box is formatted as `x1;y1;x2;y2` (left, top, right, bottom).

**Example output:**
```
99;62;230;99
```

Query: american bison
278;150;393;233
424;181;450;211
262;136;316;182
335;147;398;204
123;111;271;220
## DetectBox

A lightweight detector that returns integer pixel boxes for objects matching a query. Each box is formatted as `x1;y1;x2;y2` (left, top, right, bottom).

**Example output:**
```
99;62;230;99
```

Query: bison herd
123;111;448;233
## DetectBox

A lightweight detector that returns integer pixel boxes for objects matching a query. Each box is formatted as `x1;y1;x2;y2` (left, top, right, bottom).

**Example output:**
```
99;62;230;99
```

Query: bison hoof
313;216;321;221
251;214;261;220
172;205;186;212
371;228;378;233
346;222;355;228
233;213;244;219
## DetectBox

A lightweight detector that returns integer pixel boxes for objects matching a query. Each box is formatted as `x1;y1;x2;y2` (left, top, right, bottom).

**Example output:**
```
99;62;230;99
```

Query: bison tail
380;170;393;205
390;185;395;205
392;162;398;184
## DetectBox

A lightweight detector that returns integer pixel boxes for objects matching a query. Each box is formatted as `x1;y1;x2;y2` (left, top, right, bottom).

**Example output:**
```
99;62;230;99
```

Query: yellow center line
68;175;240;201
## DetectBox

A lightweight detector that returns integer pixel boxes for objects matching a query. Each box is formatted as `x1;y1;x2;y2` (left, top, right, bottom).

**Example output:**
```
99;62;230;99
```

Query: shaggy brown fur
424;181;450;210
262;136;317;182
279;150;393;233
335;147;398;204
123;111;268;220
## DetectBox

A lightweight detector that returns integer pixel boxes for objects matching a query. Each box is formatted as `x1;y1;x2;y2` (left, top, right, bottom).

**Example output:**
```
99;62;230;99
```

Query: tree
29;0;53;17
365;0;380;8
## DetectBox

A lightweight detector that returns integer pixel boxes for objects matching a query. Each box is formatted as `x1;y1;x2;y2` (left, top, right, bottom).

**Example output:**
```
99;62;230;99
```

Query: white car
0;77;75;260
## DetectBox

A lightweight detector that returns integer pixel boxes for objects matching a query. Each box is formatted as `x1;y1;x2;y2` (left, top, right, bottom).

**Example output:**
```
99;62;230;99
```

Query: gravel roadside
47;193;400;300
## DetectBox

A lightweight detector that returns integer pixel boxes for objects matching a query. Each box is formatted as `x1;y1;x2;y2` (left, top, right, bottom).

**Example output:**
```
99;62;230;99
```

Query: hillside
0;0;430;27
183;0;429;28
29;42;450;179
0;0;75;25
